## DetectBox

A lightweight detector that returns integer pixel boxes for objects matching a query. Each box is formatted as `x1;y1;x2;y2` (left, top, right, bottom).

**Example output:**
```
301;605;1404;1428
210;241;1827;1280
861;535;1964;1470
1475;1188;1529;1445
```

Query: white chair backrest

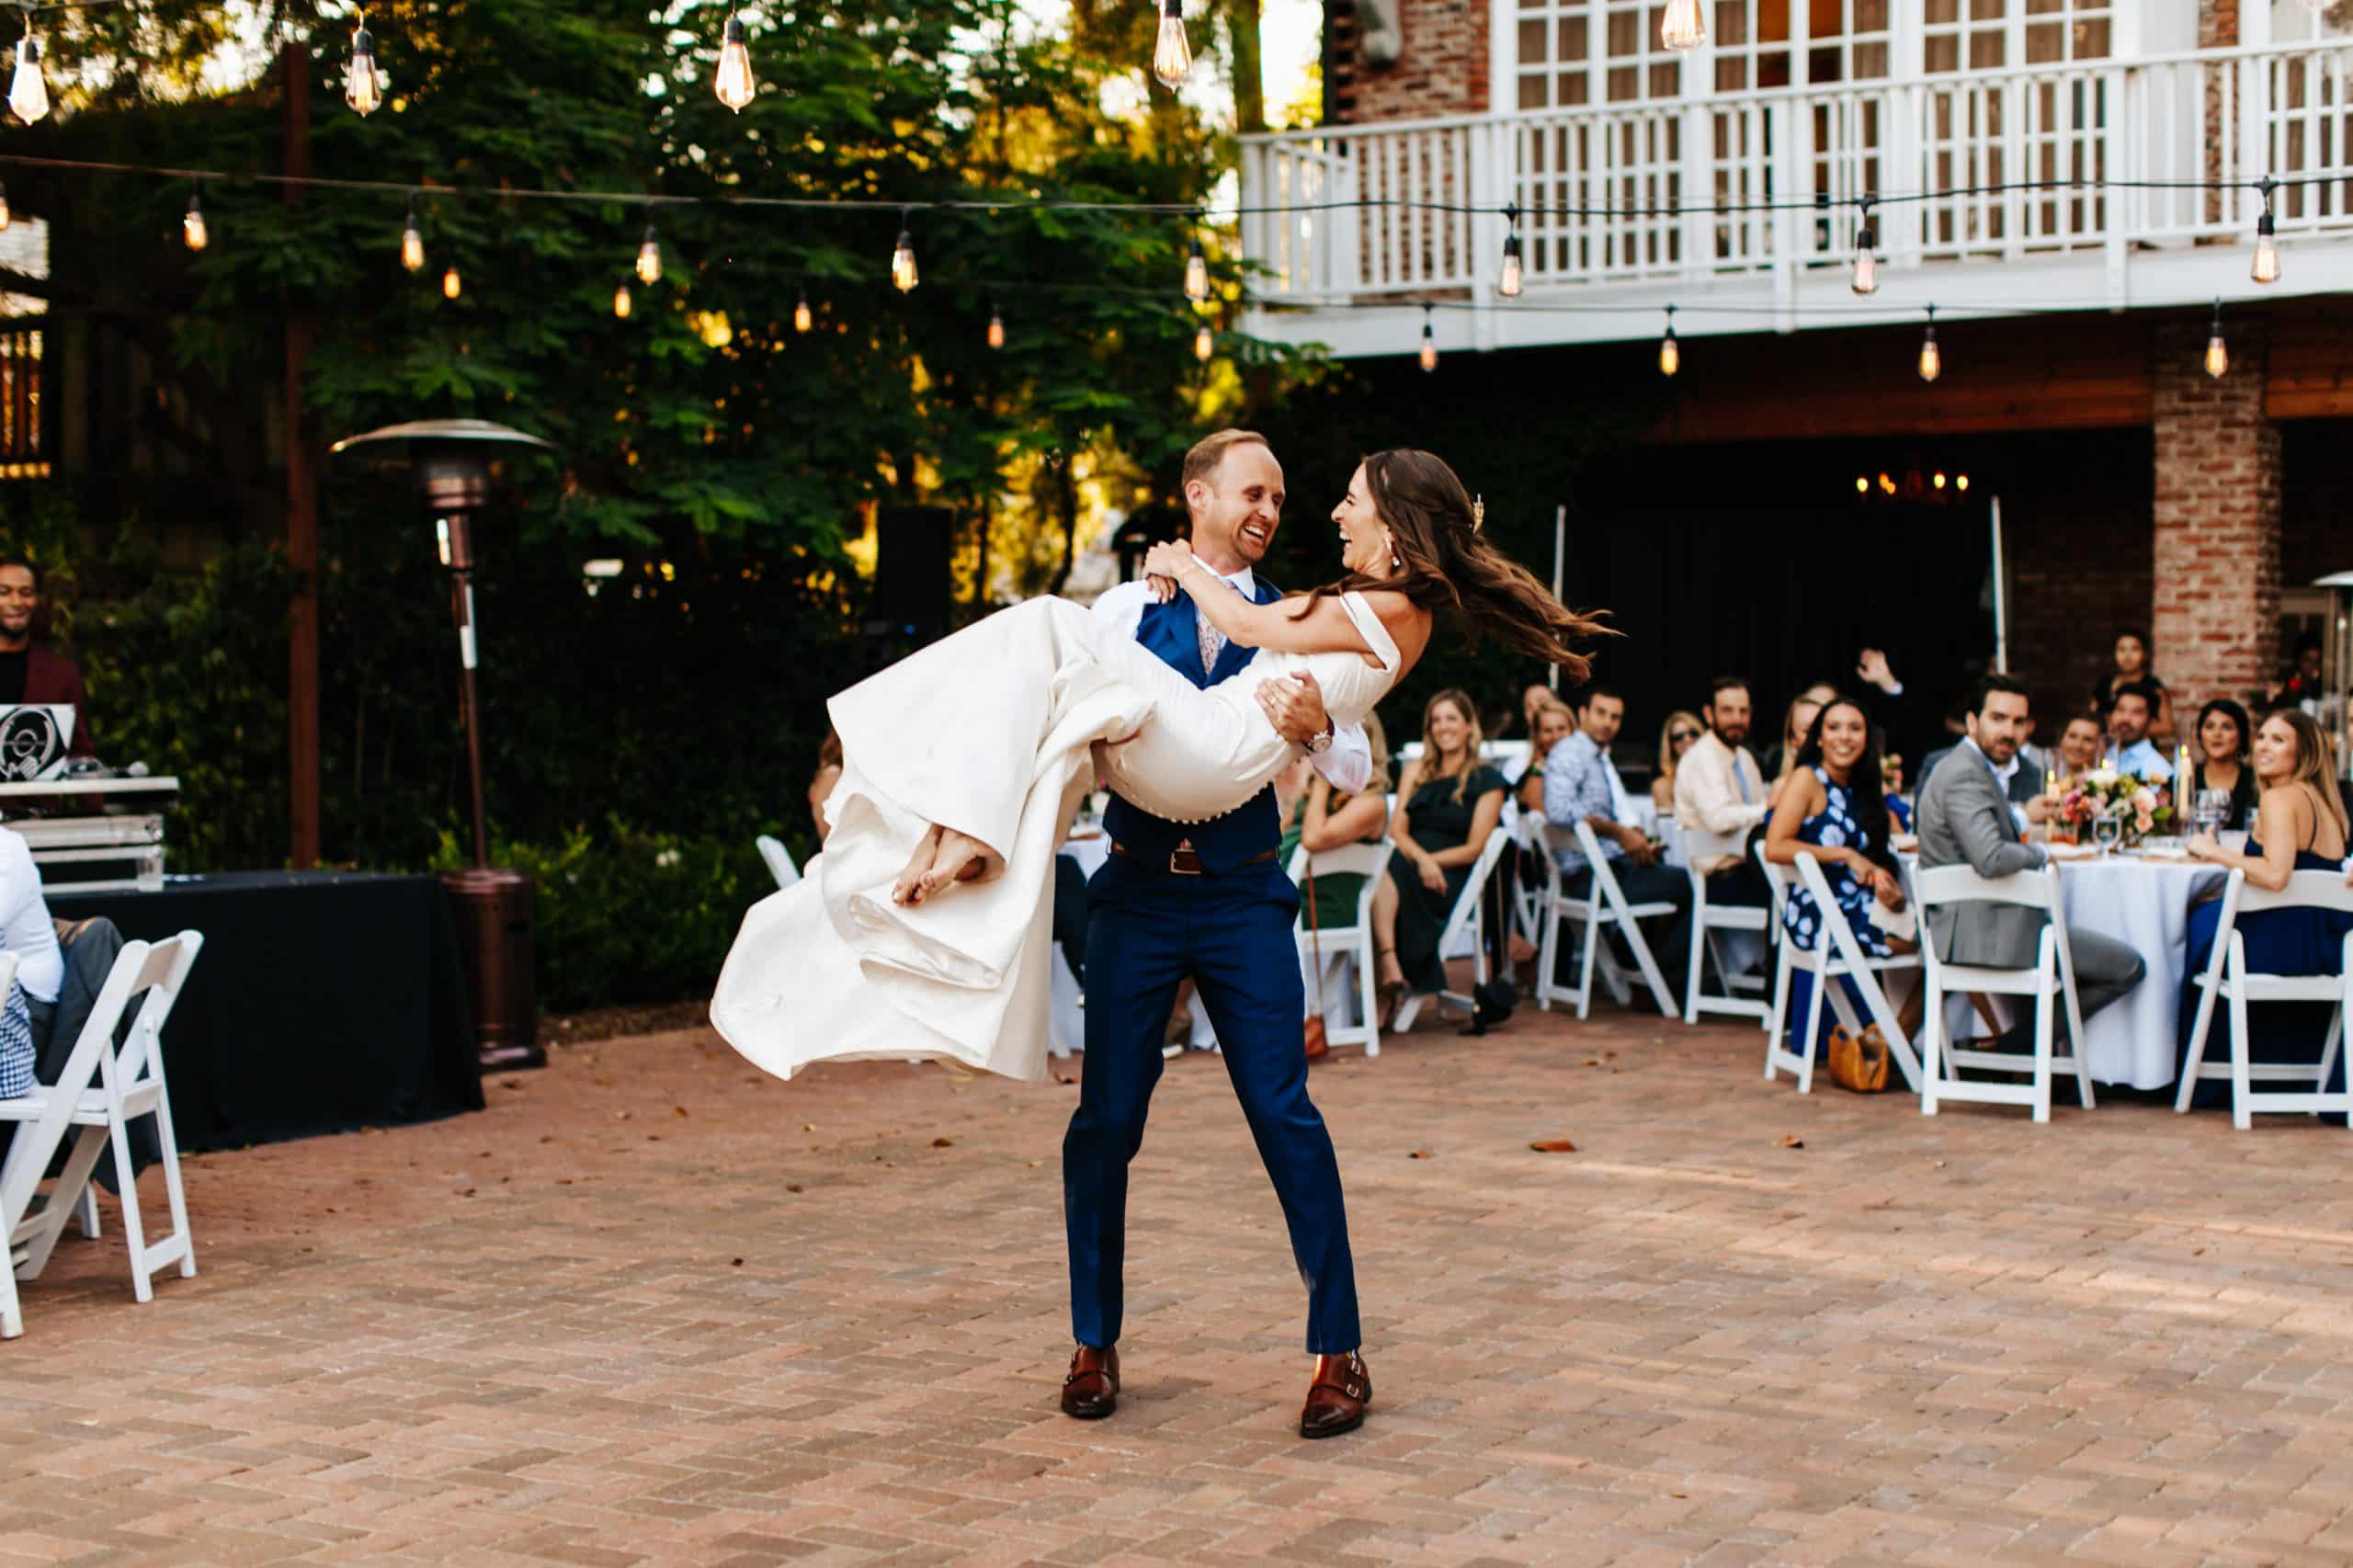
1571;819;1617;903
1290;841;1392;886
1754;838;1790;922
2235;867;2353;918
756;835;801;890
101;932;203;1090
1914;862;2061;915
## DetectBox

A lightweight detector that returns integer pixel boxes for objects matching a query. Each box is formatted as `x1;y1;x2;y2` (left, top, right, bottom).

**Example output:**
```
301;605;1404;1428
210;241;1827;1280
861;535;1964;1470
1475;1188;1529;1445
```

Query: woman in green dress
1279;710;1393;926
1372;689;1507;1019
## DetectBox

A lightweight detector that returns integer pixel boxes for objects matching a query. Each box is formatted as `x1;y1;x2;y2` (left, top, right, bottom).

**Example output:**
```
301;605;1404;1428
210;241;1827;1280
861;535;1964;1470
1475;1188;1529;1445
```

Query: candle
2046;768;2057;799
2176;745;2190;824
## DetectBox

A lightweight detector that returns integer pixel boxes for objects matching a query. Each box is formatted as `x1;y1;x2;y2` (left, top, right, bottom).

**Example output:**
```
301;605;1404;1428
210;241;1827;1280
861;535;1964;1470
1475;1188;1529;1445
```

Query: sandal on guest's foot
1374;949;1408;1030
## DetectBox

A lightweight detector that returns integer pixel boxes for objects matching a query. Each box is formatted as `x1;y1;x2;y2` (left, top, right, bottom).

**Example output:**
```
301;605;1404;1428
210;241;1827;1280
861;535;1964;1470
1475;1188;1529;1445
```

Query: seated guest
0;824;61;1156
2105;683;2173;780
1283;718;1392;1047
1765;683;1838;803
2094;628;2174;744
2189;699;2258;832
1917;676;2145;1046
1767;692;1912;957
2053;714;2103;785
809;727;843;845
1515;699;1574;817
1372;690;1506;1022
1651;710;1701;812
2270;634;2324;710
1544;684;1691;992
1519;682;1555;737
1676;676;1771;907
0;555;94;758
2179;710;2351;1106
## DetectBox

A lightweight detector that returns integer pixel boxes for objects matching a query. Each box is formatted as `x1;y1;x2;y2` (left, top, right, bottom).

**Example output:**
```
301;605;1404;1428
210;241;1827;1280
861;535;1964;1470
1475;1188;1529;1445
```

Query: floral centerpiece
2051;767;2174;847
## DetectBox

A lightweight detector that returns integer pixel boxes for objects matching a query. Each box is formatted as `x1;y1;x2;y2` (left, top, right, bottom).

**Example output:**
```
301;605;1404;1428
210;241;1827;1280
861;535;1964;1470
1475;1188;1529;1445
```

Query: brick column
2151;319;2282;712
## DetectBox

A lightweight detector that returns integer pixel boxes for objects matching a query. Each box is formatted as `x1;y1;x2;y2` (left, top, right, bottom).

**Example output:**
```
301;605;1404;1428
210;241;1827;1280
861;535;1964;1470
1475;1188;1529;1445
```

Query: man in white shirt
2106;685;2174;781
1544;686;1690;990
1674;676;1771;905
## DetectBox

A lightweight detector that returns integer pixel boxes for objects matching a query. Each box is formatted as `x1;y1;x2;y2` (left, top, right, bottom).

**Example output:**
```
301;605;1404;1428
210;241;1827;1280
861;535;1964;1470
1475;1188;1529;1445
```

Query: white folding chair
1915;864;2094;1124
1683;856;1772;1028
1287;841;1395;1057
2177;869;2353;1130
1533;821;1679;1019
756;835;801;890
1761;851;1922;1093
1508;809;1547;956
1;931;204;1339
1393;828;1510;1034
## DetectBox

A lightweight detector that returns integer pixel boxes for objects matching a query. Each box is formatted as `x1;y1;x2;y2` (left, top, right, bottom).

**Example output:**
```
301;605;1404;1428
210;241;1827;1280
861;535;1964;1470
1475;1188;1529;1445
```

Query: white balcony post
1468;119;1505;351
2103;66;2130;308
1769;98;1799;332
1331;145;1360;303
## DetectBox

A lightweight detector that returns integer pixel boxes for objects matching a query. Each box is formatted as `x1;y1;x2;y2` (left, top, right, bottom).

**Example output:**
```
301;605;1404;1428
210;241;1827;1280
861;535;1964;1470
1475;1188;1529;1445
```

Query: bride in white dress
711;449;1604;1083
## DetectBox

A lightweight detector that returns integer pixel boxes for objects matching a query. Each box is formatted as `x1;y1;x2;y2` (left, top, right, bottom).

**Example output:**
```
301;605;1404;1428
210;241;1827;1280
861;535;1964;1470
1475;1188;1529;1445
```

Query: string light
1152;0;1191;90
793;290;813;333
1193;320;1212;362
987;302;1004;349
1658;305;1679;377
1851;199;1879;295
442;265;461;300
8;28;44;126
345;17;383;117
400;196;425;271
1916;305;1940;382
2252;176;2280;284
1183;227;1208;302
613;281;631;319
182;187;208;252
1660;0;1706;52
1418;303;1437;373
714;11;756;112
1498;205;1523;299
892;211;918;292
635;218;662;285
2204;299;2229;379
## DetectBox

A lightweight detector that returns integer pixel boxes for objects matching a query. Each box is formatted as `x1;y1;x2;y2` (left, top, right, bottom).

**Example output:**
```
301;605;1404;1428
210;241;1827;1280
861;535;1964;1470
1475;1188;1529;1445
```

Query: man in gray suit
1915;675;2145;1032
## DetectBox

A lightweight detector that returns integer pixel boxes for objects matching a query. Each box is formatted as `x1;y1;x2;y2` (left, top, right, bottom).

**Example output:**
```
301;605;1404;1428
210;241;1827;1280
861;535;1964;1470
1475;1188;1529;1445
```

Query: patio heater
329;418;556;1069
2312;570;2353;779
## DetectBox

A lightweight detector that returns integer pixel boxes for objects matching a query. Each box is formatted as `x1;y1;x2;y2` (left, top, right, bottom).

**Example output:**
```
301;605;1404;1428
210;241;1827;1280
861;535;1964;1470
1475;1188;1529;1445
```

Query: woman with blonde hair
1651;709;1702;812
1515;698;1575;817
1370;689;1507;1021
2178;709;2353;1108
1766;683;1839;808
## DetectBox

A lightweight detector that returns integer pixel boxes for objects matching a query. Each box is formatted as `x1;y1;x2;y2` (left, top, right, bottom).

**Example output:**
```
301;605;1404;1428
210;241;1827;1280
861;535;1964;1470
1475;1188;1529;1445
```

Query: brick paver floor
6;1006;2353;1566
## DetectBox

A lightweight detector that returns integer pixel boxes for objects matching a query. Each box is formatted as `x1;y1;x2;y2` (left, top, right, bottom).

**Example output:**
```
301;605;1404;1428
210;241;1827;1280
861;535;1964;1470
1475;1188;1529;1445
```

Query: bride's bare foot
916;828;991;901
892;825;945;905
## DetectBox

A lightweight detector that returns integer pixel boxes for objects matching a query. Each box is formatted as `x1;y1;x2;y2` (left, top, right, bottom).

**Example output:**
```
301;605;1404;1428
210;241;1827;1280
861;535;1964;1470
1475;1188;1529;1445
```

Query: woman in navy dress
2178;709;2353;1108
1765;694;1914;1056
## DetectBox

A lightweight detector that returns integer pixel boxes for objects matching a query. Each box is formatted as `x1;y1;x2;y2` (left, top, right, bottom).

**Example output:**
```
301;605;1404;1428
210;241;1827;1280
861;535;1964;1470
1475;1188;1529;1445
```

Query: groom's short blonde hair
1181;428;1271;494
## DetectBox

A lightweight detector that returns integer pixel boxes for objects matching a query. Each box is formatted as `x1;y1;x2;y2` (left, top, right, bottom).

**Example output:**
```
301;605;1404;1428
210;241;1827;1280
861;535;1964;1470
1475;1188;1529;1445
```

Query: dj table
0;775;178;892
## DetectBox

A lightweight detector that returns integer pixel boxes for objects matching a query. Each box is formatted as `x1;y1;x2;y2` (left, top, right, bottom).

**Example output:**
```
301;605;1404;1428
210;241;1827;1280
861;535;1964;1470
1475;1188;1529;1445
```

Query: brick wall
2202;0;2240;49
2152;319;2283;712
1326;0;1489;124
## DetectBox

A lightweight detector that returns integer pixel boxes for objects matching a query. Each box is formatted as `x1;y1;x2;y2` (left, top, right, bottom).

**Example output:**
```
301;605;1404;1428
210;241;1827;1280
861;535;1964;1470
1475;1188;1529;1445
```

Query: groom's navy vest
1102;580;1282;874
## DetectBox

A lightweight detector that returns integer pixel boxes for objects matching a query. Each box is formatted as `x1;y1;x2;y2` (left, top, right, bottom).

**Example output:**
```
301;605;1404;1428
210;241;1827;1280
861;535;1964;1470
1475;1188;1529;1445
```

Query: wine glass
2092;812;2123;858
2194;789;2229;840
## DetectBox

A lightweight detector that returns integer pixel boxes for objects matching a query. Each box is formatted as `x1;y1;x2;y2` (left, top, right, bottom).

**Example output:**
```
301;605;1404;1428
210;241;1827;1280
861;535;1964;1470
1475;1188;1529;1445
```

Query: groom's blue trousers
1063;852;1362;1355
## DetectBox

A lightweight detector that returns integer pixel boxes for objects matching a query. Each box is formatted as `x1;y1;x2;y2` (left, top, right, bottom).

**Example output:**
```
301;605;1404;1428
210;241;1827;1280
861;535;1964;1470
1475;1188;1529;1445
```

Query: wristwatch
1304;721;1335;756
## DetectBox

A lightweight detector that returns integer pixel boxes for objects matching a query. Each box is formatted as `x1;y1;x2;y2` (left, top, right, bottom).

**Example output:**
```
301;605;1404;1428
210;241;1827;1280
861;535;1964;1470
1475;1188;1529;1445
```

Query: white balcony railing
1240;40;2353;313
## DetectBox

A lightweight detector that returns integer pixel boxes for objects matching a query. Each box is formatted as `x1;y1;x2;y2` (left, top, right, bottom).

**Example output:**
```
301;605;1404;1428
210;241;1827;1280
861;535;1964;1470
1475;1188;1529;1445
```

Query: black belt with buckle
1109;842;1279;876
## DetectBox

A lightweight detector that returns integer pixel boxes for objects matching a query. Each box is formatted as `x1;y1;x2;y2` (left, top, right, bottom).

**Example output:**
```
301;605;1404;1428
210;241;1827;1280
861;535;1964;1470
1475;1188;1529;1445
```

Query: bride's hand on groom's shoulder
1142;540;1194;593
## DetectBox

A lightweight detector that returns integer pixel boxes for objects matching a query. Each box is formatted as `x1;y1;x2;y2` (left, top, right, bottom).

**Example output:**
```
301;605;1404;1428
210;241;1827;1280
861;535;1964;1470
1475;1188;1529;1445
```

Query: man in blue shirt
1543;686;1691;999
2106;684;2174;781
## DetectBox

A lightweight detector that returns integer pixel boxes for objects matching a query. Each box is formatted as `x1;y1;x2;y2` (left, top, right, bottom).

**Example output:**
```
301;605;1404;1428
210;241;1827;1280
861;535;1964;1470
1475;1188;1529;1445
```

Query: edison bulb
614;283;631;320
1659;328;1679;377
2252;214;2280;284
1153;0;1192;90
793;292;813;333
636;225;662;286
9;36;46;126
442;266;461;300
2205;329;2229;379
1419;329;1438;373
183;193;209;252
1193;323;1212;363
1660;0;1706;52
1183;236;1208;302
714;14;756;112
987;309;1005;350
1498;233;1523;298
892;230;918;292
1917;330;1941;383
346;25;382;116
401;212;425;272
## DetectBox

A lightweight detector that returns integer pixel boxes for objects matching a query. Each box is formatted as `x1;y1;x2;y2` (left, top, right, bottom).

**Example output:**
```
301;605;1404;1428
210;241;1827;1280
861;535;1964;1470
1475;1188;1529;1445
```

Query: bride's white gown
711;591;1403;1083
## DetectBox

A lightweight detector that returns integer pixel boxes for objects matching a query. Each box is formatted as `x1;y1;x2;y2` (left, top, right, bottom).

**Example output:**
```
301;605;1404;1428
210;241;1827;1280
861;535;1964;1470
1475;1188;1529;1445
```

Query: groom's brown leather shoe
1060;1345;1120;1419
1299;1350;1370;1438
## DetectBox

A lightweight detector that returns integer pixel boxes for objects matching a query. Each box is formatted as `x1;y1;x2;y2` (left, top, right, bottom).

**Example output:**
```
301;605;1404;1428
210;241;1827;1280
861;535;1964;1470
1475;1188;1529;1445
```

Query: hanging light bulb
613;282;632;319
400;197;426;272
1153;0;1192;90
635;220;663;286
183;188;209;253
1660;0;1707;52
892;213;918;292
2252;177;2280;285
1498;207;1524;299
1658;305;1680;377
8;32;46;126
442;265;461;300
0;181;13;233
1184;230;1209;302
714;12;756;112
1850;200;1879;295
1418;304;1438;373
1193;322;1213;363
1917;306;1941;383
793;290;813;334
2205;300;2229;379
987;303;1006;349
346;18;383;116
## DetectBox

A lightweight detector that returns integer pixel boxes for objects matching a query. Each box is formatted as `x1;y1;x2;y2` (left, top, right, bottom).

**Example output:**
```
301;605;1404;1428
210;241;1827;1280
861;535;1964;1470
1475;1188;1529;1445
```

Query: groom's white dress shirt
1090;562;1374;797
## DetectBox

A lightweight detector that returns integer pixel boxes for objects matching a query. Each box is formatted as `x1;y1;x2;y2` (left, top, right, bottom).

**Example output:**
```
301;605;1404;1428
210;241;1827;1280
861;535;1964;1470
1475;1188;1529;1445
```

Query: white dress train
710;592;1402;1083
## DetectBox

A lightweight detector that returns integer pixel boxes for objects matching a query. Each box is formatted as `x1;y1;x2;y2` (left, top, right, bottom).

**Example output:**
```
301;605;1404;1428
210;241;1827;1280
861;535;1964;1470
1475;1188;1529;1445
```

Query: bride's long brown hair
1288;449;1612;680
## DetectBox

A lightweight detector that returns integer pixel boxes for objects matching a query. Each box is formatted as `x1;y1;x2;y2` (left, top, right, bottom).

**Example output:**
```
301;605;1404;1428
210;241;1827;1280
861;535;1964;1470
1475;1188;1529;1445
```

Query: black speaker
870;505;953;641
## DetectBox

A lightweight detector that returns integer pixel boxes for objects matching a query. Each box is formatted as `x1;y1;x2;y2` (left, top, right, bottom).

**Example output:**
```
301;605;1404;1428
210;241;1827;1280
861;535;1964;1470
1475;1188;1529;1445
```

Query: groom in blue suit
1061;429;1381;1439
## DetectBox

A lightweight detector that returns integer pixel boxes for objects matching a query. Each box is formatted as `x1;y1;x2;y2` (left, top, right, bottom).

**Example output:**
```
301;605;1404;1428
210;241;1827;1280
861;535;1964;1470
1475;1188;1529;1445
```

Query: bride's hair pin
1472;494;1485;533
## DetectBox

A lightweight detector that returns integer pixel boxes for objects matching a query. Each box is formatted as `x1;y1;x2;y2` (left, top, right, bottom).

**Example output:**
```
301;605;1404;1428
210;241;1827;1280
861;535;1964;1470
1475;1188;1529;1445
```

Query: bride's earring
1385;531;1401;569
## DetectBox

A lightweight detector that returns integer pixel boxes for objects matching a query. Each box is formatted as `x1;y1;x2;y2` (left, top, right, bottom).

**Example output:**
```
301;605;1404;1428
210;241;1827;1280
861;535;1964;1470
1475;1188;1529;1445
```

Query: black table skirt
47;871;484;1152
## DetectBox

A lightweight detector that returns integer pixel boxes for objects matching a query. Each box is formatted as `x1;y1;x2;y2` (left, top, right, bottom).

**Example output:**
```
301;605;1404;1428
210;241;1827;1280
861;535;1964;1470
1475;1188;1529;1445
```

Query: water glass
2092;815;2123;857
